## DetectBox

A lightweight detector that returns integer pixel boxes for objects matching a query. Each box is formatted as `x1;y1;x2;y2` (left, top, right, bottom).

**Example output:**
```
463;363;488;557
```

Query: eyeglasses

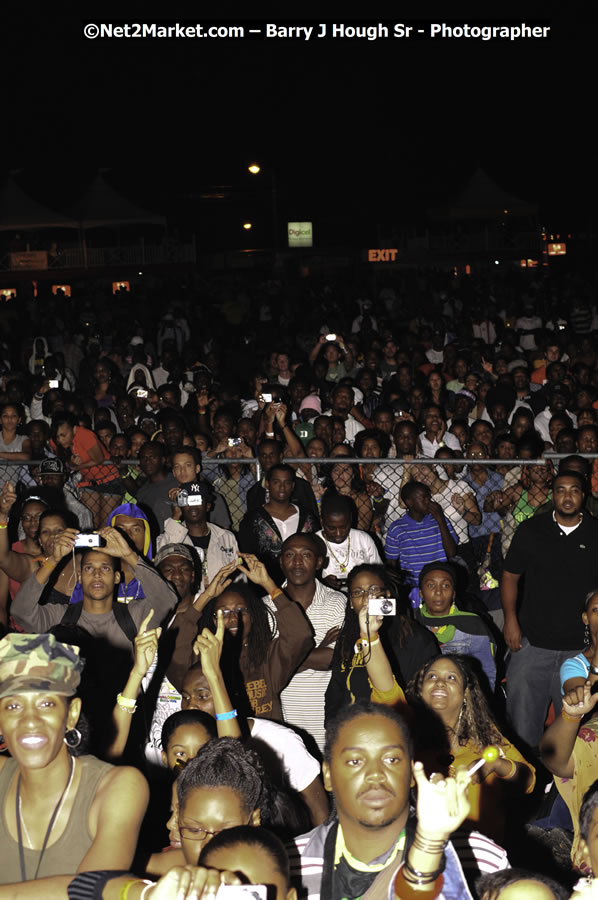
212;607;249;620
349;585;385;601
179;824;222;841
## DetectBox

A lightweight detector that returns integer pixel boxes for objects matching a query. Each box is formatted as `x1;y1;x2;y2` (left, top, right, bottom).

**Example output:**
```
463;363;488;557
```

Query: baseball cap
154;543;194;568
456;389;476;406
39;458;66;476
0;633;83;698
178;481;214;504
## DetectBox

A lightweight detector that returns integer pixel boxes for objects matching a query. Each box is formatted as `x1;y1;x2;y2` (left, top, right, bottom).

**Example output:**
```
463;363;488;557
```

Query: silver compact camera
74;533;106;548
216;887;267;899
368;597;396;616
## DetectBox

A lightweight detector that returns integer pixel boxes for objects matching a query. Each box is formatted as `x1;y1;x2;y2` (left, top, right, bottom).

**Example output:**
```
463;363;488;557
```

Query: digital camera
368;597;396;616
216;887;267;899
74;534;106;548
228;437;242;447
177;490;203;507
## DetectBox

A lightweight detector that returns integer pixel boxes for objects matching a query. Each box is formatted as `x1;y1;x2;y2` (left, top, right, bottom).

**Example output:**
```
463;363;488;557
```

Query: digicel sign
288;222;313;248
368;249;398;262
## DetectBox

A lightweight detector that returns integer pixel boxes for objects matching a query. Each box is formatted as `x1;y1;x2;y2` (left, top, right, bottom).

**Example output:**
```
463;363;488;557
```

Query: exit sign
368;248;398;262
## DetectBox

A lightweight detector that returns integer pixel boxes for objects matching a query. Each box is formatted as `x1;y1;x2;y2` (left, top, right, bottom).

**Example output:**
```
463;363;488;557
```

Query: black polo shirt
504;512;598;650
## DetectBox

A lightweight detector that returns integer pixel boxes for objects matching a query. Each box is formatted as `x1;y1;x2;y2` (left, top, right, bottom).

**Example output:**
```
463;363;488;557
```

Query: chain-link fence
1;453;592;564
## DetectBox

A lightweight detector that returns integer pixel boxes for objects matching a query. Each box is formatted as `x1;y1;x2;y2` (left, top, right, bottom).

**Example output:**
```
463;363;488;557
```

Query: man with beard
288;702;478;900
502;471;598;748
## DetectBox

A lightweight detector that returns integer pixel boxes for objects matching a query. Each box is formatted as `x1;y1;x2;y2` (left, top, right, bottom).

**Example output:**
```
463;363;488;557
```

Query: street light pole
248;161;280;263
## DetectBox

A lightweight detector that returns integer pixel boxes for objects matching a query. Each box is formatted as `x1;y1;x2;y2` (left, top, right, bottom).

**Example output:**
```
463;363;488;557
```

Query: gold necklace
325;533;351;573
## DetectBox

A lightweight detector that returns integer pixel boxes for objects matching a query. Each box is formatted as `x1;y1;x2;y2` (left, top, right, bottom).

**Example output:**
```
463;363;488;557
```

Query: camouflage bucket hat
0;633;83;698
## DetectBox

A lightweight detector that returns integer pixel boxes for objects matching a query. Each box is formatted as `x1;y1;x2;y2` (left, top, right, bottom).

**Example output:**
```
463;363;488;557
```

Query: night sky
1;3;591;237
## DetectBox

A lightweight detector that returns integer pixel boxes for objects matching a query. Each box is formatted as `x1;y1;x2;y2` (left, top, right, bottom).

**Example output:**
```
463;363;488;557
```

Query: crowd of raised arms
3;266;598;898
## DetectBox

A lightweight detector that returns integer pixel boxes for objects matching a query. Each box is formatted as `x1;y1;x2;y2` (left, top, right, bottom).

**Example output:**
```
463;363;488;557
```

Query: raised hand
133;609;161;678
51;528;79;561
192;610;225;678
275;402;288;426
97;525;137;560
147;865;242;899
358;602;384;637
236;553;276;592
563;682;598;720
451;493;465;512
204;560;238;600
0;482;18;518
412;760;471;839
426;499;445;524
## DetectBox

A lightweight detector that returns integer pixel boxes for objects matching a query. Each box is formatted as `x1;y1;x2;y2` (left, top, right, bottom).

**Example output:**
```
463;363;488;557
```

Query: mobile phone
228;437;242;447
368;597;396;616
74;534;106;548
49;379;59;389
260;393;273;403
326;333;337;341
136;389;148;398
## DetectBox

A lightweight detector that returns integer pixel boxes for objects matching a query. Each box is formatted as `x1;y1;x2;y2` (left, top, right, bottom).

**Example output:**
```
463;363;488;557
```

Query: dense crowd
2;267;598;898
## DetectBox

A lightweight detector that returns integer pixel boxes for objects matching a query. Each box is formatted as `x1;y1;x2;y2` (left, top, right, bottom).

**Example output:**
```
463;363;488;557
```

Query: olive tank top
0;755;113;883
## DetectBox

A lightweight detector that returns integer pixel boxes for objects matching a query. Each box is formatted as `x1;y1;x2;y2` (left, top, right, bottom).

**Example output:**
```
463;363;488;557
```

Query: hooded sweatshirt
69;503;153;605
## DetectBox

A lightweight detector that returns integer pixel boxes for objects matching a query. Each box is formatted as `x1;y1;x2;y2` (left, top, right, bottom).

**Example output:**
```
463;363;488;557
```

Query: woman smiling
408;654;534;844
0;633;148;891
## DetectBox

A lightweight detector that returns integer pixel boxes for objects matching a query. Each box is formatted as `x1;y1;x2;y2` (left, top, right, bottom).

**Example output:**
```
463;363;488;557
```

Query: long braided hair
334;563;413;673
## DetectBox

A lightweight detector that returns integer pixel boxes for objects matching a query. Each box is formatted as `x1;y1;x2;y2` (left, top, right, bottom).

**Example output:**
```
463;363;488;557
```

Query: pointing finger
139;609;154;635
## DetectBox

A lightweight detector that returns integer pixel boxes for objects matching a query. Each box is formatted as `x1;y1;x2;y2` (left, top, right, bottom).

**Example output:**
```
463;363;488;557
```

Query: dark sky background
1;2;591;241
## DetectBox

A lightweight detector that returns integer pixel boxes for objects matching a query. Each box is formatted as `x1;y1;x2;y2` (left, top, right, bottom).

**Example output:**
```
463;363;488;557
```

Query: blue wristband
216;709;238;721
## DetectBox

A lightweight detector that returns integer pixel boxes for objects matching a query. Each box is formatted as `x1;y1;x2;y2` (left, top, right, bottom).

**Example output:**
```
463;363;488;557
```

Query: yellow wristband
270;587;283;601
499;758;517;780
120;879;147;900
0;523;7;529
117;692;137;711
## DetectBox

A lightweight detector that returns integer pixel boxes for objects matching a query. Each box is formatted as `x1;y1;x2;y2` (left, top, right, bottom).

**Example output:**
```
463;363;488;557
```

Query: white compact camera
216;887;267;899
74;533;106;548
368;597;396;616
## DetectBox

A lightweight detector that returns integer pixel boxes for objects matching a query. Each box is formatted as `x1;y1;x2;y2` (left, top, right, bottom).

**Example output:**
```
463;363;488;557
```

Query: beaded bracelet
216;709;238;721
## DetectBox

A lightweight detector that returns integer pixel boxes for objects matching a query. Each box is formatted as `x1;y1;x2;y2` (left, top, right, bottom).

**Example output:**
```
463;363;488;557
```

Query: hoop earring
64;728;82;750
585;624;591;646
